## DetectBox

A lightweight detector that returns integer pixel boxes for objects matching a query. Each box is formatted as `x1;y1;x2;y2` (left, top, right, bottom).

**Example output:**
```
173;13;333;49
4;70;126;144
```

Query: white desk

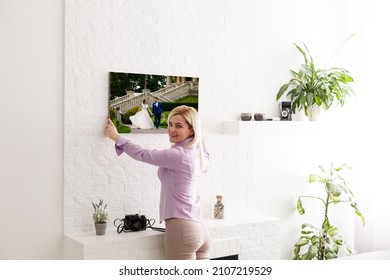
63;215;281;260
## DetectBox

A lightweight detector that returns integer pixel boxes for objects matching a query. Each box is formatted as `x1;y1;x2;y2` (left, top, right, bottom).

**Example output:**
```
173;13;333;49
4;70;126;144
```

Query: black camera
280;101;292;121
124;214;147;231
114;214;165;233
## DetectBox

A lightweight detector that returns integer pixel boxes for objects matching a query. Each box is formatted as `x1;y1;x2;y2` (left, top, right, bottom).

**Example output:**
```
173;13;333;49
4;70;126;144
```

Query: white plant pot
308;106;322;121
292;110;308;121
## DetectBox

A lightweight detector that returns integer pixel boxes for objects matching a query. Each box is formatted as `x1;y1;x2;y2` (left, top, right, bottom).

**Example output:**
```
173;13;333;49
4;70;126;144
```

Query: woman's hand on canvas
105;117;121;143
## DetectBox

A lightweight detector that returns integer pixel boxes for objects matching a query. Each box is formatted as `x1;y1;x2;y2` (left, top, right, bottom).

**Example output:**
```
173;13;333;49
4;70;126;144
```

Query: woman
105;105;211;260
129;99;154;129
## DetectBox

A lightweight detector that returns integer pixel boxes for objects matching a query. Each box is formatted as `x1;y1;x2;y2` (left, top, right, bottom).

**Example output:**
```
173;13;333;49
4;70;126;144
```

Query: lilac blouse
115;136;208;223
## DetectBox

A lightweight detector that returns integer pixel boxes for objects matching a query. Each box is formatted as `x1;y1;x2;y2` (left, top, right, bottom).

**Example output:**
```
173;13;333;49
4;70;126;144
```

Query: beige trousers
164;218;212;260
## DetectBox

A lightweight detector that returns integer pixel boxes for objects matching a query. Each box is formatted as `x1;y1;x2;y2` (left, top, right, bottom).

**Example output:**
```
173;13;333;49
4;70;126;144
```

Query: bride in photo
129;99;154;129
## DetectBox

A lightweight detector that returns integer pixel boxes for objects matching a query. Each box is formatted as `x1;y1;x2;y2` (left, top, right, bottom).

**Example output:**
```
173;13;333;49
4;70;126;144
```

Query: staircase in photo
110;81;198;113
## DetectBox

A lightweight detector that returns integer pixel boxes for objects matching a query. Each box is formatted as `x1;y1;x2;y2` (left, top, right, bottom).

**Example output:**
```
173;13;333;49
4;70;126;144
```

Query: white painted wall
352;0;390;253
63;0;363;260
1;0;389;260
0;0;63;259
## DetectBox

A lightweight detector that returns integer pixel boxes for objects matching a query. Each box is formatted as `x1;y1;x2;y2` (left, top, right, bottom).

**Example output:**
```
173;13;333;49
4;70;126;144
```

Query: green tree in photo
109;72;167;100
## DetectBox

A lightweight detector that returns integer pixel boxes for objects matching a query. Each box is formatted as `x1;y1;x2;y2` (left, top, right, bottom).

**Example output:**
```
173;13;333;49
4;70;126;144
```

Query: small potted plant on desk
92;199;108;235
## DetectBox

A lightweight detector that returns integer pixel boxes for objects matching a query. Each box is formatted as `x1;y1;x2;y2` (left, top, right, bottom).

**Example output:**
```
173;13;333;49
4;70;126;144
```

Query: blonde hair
168;105;208;172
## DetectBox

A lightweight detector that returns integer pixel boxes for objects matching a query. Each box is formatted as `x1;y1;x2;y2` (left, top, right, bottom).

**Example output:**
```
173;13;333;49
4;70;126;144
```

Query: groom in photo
152;97;164;129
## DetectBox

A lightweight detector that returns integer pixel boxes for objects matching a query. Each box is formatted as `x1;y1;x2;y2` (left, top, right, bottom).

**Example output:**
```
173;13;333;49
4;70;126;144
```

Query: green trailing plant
276;34;356;115
92;199;108;224
294;163;365;260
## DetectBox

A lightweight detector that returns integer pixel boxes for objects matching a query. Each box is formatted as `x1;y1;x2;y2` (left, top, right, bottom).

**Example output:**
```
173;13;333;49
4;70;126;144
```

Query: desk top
64;214;279;245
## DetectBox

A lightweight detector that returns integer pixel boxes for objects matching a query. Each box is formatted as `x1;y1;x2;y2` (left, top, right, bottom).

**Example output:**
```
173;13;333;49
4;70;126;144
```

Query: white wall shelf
222;120;326;136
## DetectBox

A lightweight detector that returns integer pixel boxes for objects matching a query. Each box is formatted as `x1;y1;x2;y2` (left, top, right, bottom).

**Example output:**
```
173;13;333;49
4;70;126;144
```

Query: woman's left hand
105;117;121;142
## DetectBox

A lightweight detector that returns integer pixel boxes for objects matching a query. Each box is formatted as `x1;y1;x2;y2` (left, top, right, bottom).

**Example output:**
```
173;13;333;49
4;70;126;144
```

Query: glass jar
214;195;224;219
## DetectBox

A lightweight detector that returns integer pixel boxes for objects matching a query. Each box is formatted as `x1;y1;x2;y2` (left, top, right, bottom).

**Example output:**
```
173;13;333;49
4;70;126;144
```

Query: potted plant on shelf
92;199;108;235
293;163;365;260
276;35;356;121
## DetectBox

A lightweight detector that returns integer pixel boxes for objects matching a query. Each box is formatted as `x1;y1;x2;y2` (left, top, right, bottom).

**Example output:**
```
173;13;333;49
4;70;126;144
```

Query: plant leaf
309;174;326;183
296;238;309;246
297;198;305;215
328;226;338;236
307;245;317;259
322;217;331;231
294;43;308;65
351;202;366;225
311;235;320;245
294;245;301;256
276;83;290;101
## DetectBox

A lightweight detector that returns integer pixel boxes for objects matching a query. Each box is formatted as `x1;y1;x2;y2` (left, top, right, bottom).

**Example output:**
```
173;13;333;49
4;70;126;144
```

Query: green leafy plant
294;163;365;260
92;199;108;224
276;35;356;115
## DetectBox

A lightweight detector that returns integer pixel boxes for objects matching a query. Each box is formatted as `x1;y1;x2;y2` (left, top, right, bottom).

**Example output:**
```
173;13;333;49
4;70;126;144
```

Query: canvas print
109;72;199;134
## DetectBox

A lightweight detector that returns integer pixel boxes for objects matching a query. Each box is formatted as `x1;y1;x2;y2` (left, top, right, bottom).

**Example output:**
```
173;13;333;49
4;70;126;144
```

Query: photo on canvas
109;72;199;134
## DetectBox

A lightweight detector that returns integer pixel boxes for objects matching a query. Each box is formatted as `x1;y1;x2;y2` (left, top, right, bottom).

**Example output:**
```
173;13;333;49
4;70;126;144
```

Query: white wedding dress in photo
129;103;154;129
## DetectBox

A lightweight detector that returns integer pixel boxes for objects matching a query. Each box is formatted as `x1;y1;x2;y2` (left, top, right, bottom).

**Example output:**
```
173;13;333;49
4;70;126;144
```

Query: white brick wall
64;0;254;234
64;0;359;259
